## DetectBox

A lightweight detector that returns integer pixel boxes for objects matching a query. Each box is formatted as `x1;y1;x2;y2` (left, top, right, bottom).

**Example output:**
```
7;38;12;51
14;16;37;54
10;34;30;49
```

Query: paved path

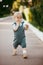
0;18;43;65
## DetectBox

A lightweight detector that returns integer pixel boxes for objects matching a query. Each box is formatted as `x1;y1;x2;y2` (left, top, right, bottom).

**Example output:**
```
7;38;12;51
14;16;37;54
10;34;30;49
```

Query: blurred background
0;0;43;31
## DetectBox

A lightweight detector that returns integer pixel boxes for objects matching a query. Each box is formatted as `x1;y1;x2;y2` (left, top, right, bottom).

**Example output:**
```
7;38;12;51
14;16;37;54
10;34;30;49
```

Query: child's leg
12;41;18;56
21;38;28;58
22;48;27;54
12;48;17;56
22;48;27;58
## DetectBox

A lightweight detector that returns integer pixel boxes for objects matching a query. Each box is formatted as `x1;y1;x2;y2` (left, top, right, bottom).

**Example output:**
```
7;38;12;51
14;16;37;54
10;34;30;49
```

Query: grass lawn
30;20;43;32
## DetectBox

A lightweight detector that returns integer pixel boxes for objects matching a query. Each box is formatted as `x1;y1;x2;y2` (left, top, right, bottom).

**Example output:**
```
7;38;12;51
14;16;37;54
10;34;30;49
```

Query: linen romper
13;21;26;49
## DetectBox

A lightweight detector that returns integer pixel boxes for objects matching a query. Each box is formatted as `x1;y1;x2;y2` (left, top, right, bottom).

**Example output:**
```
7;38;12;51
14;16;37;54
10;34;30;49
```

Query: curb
29;23;43;41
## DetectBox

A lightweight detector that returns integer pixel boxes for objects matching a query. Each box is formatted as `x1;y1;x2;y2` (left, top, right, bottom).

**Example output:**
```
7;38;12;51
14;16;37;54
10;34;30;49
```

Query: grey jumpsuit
13;21;26;49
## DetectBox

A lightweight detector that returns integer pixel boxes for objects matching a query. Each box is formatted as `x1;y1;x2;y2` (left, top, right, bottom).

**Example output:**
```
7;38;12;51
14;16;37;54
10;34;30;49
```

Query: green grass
0;14;10;18
30;20;43;32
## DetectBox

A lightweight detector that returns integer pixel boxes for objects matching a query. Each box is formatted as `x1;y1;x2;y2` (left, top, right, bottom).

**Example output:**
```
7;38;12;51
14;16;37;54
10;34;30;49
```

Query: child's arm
23;22;29;30
24;24;29;30
13;23;19;31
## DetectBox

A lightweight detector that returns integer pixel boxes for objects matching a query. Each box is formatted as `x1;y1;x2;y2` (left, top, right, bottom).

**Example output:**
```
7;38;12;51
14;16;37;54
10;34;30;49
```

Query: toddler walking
12;12;29;59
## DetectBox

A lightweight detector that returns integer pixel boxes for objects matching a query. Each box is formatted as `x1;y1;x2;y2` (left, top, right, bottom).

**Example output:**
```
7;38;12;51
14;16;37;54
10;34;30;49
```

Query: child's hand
24;24;29;30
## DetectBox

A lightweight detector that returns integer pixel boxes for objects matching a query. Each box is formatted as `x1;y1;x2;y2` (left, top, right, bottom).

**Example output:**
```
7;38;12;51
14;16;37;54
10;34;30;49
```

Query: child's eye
17;17;22;19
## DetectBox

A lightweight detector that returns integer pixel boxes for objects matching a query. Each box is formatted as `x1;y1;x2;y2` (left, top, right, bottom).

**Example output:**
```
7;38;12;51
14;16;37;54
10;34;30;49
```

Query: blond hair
14;12;22;17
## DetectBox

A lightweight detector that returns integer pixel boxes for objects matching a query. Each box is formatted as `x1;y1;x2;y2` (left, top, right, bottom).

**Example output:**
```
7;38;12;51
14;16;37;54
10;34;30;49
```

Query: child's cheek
17;19;21;22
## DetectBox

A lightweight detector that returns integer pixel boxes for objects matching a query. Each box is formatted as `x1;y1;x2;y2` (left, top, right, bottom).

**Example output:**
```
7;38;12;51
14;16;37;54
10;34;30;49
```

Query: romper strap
22;21;24;25
12;22;16;25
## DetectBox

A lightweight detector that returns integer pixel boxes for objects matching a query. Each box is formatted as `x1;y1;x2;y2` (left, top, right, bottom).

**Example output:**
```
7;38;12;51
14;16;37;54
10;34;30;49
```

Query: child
12;12;29;59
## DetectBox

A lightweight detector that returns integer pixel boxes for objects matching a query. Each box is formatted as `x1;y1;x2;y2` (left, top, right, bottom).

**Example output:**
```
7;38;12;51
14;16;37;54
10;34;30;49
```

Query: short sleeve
12;22;19;30
12;23;16;30
23;20;29;28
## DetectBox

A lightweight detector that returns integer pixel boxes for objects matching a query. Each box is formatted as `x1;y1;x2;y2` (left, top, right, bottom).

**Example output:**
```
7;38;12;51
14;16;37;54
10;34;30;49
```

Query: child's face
14;14;22;23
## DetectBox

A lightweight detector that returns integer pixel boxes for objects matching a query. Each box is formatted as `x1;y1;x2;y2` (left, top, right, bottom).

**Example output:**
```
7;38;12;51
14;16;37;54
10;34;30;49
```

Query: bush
30;1;43;32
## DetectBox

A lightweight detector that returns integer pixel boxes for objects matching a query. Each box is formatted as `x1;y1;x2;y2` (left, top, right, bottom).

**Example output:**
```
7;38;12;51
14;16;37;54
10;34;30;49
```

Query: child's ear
13;15;15;18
